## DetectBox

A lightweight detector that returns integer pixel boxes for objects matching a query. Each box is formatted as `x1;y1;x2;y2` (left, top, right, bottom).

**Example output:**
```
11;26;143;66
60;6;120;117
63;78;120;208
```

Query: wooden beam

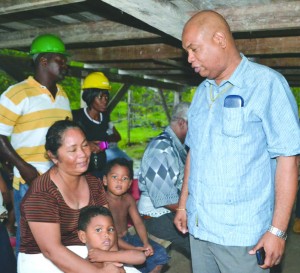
106;73;187;90
258;57;300;68
107;83;131;113
0;0;85;15
0;20;159;49
236;36;300;55
69;44;184;62
100;0;193;40
100;0;300;40
218;2;300;33
68;35;300;63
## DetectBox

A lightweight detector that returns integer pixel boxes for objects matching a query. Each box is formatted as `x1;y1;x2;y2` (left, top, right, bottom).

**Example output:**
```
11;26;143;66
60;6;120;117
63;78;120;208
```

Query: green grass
111;101;168;160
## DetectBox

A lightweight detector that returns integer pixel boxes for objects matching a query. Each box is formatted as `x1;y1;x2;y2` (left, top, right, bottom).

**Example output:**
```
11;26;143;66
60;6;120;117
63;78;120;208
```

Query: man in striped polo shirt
0;34;72;254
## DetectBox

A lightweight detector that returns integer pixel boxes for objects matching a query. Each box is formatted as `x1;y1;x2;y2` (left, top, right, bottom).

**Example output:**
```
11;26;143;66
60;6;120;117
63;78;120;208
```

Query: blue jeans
14;183;29;257
122;233;169;273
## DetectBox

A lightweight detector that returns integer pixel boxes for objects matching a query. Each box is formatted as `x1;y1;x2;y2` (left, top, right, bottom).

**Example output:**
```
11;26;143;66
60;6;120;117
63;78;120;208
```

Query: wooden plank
71;36;300;62
236;36;300;55
69;35;300;62
100;0;194;40
258;57;300;68
218;1;300;33
69;44;184;62
0;0;85;14
100;0;300;39
0;20;159;49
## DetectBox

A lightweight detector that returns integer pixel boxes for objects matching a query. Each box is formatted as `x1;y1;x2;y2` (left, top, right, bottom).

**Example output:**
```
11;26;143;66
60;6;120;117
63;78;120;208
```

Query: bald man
174;10;300;273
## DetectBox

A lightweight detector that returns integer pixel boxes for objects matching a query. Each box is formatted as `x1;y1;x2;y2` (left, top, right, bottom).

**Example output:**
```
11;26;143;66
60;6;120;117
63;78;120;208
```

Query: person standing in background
174;10;300;273
138;102;191;258
0;33;72;254
72;72;121;178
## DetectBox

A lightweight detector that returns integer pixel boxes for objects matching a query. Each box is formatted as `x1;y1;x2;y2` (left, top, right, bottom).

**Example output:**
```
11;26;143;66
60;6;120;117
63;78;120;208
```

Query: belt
142;215;152;220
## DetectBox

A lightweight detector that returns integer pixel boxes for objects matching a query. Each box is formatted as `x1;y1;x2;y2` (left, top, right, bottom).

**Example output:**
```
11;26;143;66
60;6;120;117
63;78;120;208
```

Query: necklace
209;83;233;108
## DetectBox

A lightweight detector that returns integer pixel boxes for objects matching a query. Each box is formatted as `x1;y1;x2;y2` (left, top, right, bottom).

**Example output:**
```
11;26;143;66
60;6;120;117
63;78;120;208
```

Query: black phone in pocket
224;95;244;108
256;247;265;265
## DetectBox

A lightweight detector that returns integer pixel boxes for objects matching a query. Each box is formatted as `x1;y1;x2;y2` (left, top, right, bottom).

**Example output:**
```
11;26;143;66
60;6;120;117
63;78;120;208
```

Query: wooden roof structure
0;0;300;91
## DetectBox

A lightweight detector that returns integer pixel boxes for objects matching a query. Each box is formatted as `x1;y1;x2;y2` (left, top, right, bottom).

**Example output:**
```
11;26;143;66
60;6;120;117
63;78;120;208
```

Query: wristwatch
268;225;287;240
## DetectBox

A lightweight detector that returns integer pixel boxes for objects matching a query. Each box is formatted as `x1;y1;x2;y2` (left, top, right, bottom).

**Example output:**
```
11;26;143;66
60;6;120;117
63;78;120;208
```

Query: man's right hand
174;210;188;234
19;162;39;185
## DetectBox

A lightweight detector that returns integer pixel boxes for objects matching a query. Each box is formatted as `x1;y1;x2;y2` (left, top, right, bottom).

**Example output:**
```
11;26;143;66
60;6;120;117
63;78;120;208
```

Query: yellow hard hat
82;72;111;90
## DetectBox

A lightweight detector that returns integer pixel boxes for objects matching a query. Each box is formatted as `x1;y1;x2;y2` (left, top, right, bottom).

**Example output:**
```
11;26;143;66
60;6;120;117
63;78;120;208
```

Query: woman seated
18;120;136;273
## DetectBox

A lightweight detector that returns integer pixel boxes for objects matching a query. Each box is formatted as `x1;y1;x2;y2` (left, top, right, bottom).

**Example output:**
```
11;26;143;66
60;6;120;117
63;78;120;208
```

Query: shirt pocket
222;107;244;137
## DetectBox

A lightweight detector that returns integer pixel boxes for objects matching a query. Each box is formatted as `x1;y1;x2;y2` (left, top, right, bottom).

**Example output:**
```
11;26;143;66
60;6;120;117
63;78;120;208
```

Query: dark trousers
0;222;17;273
144;212;191;258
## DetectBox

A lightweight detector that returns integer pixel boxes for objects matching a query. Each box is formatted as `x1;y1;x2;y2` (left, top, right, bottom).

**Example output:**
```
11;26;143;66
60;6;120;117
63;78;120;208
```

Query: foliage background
0;67;299;160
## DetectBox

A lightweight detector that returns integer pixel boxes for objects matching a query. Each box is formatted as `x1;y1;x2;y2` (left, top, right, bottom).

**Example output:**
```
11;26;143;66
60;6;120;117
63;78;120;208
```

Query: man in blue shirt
174;10;300;273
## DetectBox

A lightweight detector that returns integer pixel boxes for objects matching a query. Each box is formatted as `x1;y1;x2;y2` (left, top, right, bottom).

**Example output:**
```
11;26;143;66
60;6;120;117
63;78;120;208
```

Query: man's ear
213;31;226;48
39;56;48;67
78;230;87;244
178;118;186;128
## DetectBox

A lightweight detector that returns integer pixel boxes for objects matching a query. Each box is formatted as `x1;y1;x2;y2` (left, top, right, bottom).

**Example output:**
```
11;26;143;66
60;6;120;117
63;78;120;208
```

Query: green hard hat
29;34;68;56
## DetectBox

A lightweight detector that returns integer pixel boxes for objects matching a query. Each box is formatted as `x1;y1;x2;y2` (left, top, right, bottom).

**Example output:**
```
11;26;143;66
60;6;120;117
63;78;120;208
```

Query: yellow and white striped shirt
0;76;72;189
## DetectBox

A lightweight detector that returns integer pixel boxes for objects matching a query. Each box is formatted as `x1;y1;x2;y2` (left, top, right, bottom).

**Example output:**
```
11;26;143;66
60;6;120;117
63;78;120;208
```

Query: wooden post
127;89;132;145
158;88;171;122
174;91;180;107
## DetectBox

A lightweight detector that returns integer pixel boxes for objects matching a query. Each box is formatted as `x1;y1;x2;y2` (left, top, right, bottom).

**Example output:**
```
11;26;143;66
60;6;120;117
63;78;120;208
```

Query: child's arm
117;237;150;254
128;195;154;256
88;248;146;265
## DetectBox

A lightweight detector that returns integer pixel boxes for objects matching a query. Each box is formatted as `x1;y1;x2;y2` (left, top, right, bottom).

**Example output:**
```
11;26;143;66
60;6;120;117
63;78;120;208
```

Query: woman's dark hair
45;119;83;157
78;206;113;231
104;158;133;179
82;89;109;108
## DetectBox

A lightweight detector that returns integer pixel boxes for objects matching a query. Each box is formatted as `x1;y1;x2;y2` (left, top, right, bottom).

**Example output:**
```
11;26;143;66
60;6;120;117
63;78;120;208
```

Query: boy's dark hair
78;206;113;231
104;158;133;179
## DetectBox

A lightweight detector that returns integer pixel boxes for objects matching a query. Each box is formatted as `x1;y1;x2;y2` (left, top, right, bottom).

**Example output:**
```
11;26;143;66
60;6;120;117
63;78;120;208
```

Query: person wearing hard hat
72;72;121;178
0;33;72;255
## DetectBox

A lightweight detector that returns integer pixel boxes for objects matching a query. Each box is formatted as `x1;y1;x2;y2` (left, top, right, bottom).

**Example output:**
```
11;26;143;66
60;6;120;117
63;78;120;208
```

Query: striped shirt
0;76;72;189
186;54;300;246
19;170;107;254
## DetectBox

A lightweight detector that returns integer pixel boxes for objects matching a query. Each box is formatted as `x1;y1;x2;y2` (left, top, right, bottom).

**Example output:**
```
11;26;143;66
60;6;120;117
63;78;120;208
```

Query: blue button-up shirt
185;55;300;246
